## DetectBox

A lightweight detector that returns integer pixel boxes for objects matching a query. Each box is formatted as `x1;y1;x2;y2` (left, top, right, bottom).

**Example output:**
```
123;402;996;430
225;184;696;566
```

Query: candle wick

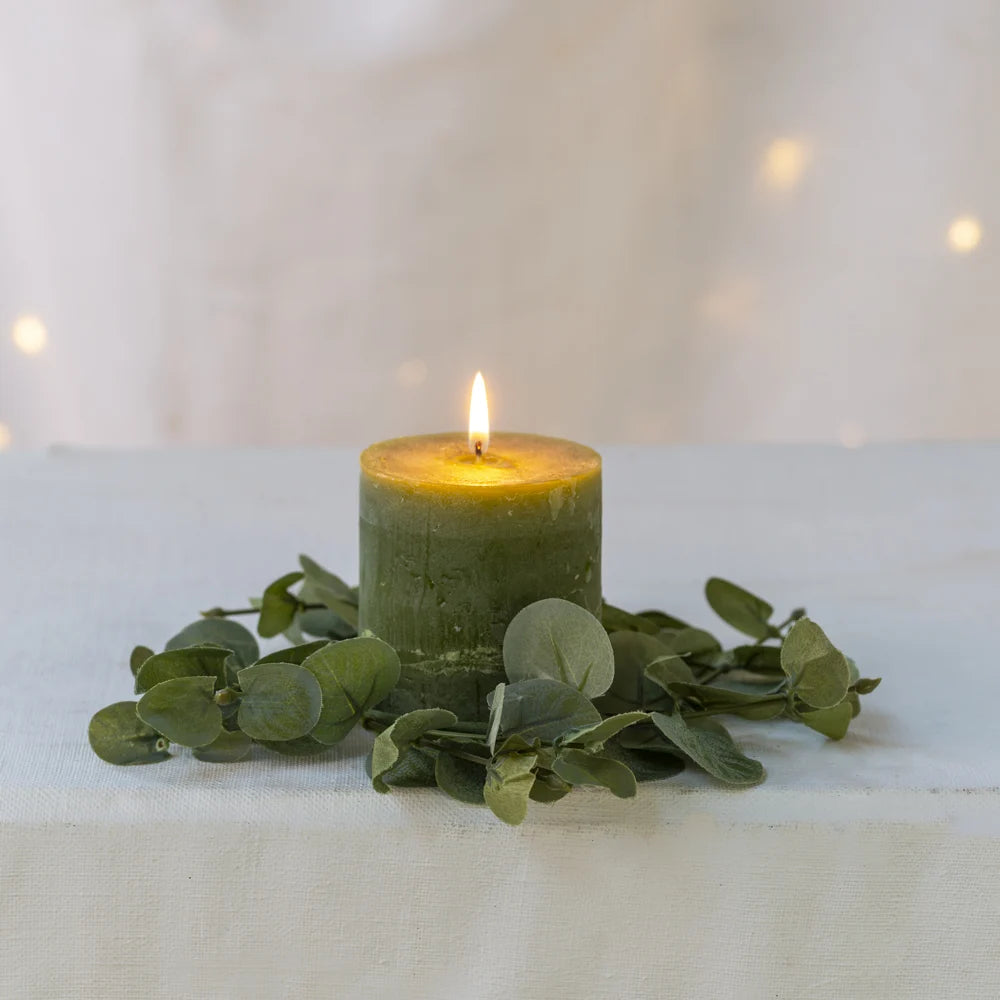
474;440;483;459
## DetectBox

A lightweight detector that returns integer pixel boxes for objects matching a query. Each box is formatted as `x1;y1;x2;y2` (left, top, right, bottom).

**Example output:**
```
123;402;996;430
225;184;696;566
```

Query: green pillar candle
359;431;602;720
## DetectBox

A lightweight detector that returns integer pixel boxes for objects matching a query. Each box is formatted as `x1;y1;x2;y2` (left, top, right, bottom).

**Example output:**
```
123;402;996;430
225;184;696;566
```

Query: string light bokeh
0;3;996;451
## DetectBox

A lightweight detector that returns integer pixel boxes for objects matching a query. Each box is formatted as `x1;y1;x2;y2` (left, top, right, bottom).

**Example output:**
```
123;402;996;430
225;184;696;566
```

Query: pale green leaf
236;662;323;741
705;577;776;640
371;708;457;792
193;728;252;762
781;618;851;709
301;636;401;744
484;753;537;825
137;676;222;748
498;678;600;743
503;598;615;696
135;646;230;694
553;748;637;798
166;619;259;667
800;701;853;740
88;701;170;765
436;753;486;804
257;572;304;639
651;711;765;786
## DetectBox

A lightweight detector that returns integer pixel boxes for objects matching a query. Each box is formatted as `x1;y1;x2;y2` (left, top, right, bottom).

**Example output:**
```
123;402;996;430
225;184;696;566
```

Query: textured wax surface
2;445;1000;999
359;435;602;718
360;432;601;489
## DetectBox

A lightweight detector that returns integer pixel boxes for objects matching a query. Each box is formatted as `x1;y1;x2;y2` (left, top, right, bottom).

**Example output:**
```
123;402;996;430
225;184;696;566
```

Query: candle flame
468;371;490;455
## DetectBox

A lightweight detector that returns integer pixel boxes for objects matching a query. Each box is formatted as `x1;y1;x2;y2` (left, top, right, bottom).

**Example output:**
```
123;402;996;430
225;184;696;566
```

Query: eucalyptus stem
680;694;787;721
202;602;328;619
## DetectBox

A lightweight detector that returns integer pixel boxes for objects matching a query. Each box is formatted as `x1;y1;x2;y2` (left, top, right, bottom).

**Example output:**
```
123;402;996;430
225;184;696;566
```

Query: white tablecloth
2;445;998;999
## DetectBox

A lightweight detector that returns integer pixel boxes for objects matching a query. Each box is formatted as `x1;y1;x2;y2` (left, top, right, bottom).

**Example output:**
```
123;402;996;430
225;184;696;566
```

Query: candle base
381;650;507;721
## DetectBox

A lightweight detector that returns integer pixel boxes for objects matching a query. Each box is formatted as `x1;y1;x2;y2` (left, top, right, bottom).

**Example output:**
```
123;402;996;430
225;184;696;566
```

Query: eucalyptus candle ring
359;427;602;721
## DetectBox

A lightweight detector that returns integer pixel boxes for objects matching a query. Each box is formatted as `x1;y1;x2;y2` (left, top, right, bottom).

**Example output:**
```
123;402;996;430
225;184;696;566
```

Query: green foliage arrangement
89;556;880;825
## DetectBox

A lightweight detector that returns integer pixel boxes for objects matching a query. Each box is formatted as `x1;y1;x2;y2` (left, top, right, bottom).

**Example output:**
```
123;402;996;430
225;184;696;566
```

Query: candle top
361;432;601;490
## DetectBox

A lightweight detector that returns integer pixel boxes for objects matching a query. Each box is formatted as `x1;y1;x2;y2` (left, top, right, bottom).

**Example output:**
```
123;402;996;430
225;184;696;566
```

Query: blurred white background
0;0;997;450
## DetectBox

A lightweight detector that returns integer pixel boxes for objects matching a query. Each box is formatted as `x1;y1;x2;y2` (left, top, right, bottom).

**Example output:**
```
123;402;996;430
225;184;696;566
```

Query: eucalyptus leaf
137;676;222;748
166;619;259;667
799;701;853;740
258;735;333;757
486;682;505;754
730;644;784;674
193;728;253;762
529;771;573;803
301;636;401;744
665;681;785;721
129;646;154;678
236;661;323;741
643;655;696;693
705;577;777;640
135;646;230;694
854;677;882;695
88;701;170;765
596;632;685;714
297;608;357;640
847;691;862;718
484;753;537;825
310;592;360;630
604;739;686;783
559;711;649;747
503;598;615;697
658;628;722;657
371;708;457;792
497;678;600;743
299;554;354;600
600;602;659;635
371;746;438;787
651;711;765;786
637;609;691;630
780;618;851;709
255;639;332;666
553;748;637;799
257;572;304;639
435;753;486;804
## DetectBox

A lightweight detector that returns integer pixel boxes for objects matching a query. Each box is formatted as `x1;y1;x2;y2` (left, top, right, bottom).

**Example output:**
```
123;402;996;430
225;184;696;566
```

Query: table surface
2;444;998;999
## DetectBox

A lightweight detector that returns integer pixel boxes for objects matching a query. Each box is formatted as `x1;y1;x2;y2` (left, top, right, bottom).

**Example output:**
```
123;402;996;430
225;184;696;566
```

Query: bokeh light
0;423;11;451
947;215;982;253
761;138;809;191
11;314;48;355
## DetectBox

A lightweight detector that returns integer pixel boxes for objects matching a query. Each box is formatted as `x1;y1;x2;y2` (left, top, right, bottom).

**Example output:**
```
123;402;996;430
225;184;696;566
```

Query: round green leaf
780;618;851;709
435;753;486;804
193;728;253;762
598;631;687;713
135;646;231;694
650;711;764;786
301;636;401;745
166;619;260;667
705;578;776;640
799;701;853;740
137;676;223;748
257;572;304;639
497;678;601;742
236;661;323;741
503;598;614;697
368;746;439;788
258;735;333;757
553;748;637;799
88;701;171;765
370;708;457;792
484;753;537;825
129;646;154;678
255;639;331;666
